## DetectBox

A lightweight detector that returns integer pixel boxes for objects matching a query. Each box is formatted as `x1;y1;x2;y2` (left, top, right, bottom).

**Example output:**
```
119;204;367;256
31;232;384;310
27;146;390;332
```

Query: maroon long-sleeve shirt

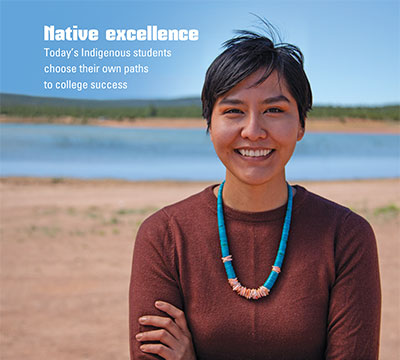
129;184;381;359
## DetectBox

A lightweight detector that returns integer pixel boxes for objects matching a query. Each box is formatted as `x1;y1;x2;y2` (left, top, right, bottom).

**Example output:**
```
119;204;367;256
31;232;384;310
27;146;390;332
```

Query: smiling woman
209;70;304;205
129;20;381;360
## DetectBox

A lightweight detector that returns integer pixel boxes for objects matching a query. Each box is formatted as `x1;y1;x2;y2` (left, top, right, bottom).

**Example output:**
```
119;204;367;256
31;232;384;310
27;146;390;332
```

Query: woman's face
209;69;304;187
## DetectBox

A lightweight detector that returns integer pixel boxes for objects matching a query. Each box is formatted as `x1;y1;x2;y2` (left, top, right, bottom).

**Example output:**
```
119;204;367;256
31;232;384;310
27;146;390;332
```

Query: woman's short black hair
201;22;312;131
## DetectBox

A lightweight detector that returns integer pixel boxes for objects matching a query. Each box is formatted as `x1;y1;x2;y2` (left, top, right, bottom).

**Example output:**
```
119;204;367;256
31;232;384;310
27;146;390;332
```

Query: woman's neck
214;173;292;212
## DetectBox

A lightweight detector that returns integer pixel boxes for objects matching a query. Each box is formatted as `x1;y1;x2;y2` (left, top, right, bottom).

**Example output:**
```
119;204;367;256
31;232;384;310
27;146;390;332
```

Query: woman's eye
224;108;243;114
265;108;283;113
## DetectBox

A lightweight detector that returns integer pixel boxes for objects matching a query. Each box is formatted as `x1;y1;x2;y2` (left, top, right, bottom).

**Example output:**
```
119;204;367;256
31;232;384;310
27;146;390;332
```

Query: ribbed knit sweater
129;184;381;359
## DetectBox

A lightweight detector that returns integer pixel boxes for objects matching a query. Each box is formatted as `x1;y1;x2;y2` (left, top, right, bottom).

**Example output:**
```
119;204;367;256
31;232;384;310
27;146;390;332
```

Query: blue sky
0;0;399;105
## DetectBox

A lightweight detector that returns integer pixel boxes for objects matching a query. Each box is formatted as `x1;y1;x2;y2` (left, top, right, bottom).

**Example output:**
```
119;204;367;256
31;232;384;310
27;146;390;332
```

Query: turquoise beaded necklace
217;180;293;300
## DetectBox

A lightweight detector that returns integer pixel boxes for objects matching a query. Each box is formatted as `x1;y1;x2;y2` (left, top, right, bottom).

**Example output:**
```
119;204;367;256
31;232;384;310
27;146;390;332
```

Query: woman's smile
234;148;275;159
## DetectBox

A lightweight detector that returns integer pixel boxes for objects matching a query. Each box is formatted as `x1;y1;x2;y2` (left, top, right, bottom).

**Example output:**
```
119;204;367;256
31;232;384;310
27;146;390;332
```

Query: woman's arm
325;212;381;359
129;210;195;360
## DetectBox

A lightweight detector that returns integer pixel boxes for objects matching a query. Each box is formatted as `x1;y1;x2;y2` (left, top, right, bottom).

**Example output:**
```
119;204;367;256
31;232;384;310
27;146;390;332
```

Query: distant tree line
0;103;398;121
309;105;399;121
0;105;203;119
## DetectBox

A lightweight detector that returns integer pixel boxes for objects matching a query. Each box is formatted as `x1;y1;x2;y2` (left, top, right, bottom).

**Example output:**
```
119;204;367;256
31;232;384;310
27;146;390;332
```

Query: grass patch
67;207;76;215
115;208;137;215
103;217;119;226
28;225;61;237
40;207;59;216
86;206;101;219
42;226;60;237
109;217;119;225
51;177;64;184
373;203;400;217
115;207;159;216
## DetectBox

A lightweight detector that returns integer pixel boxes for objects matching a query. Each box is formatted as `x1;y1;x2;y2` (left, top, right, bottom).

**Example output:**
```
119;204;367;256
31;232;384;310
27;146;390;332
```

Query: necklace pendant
227;279;271;300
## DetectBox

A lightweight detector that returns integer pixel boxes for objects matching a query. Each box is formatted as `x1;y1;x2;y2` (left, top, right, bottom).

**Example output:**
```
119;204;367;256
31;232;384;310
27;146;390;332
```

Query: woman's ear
297;122;305;141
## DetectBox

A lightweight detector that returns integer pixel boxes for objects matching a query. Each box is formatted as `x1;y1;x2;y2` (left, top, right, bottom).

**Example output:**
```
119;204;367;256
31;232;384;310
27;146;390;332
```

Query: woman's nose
240;113;267;141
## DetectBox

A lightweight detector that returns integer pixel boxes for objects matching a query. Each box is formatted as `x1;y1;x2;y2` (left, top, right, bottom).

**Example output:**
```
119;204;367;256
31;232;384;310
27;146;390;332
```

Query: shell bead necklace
217;180;293;300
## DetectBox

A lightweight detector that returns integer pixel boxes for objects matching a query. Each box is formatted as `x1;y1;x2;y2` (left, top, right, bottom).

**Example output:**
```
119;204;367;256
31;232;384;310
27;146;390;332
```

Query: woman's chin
226;169;285;188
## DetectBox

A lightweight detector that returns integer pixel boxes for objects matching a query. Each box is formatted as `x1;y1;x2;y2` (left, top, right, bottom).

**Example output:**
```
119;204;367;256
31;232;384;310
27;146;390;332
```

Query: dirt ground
0;178;399;359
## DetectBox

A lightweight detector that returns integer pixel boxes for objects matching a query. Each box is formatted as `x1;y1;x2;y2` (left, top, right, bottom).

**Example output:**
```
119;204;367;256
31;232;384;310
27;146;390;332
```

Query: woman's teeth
237;149;273;157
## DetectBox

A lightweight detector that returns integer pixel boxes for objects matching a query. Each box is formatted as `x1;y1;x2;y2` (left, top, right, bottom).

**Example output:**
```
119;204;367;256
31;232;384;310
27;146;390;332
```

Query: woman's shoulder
294;184;374;237
138;184;216;233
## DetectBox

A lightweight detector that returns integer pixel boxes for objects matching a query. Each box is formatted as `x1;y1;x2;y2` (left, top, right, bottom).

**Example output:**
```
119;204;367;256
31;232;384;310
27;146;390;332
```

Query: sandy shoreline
95;117;400;134
1;115;399;134
1;177;399;359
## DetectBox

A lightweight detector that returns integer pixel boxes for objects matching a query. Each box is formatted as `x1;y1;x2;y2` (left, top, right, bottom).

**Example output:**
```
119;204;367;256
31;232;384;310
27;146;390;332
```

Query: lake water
0;123;399;181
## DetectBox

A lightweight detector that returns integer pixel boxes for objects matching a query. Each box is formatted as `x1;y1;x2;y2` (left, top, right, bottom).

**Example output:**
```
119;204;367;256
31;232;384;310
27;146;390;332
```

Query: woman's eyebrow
218;98;244;106
218;95;290;106
261;95;290;104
